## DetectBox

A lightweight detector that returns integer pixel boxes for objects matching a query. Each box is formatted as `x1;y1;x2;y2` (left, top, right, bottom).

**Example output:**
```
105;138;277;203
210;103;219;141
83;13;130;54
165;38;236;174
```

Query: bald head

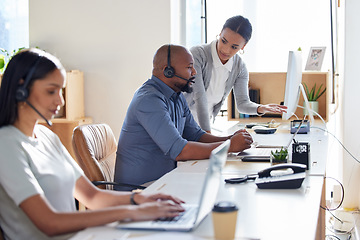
152;44;192;76
152;44;196;93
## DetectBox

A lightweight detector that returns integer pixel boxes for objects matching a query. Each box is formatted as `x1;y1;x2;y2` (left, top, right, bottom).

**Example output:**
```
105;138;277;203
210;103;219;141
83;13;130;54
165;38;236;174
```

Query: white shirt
206;40;233;120
0;125;83;240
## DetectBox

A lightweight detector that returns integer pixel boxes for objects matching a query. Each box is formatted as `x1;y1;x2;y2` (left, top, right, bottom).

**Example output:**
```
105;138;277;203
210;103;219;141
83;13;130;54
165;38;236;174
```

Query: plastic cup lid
212;201;238;212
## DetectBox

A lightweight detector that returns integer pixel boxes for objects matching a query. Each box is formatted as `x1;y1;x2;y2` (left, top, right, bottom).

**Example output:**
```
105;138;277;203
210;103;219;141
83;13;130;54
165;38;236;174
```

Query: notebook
239;118;305;162
117;140;230;232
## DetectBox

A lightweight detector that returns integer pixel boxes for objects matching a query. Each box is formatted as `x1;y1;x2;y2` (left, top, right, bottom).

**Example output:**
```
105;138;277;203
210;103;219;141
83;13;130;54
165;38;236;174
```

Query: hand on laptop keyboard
130;201;185;222
154;205;197;224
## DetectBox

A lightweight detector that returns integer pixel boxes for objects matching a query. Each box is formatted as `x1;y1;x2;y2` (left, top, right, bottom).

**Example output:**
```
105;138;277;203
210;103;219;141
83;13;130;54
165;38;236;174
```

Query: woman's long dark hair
0;48;64;127
222;15;252;43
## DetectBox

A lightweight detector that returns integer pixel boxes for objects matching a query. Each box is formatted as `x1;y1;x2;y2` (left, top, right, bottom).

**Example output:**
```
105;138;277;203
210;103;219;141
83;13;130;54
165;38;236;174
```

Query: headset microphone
25;100;53;126
174;74;195;83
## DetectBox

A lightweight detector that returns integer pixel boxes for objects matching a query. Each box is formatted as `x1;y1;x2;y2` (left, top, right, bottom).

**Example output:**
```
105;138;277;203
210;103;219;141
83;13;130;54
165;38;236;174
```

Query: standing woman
184;15;287;132
0;48;183;240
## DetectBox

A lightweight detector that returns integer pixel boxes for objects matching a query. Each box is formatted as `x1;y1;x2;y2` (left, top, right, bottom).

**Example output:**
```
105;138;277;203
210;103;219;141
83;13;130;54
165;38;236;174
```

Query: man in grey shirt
114;44;253;190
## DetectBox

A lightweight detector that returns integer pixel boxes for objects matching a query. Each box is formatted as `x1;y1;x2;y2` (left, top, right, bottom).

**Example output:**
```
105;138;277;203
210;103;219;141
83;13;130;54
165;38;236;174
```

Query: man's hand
229;129;253;153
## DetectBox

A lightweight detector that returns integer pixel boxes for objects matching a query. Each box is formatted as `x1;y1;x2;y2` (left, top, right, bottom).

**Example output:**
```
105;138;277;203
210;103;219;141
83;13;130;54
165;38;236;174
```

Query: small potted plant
303;82;326;115
270;148;288;165
1;47;26;84
0;48;5;82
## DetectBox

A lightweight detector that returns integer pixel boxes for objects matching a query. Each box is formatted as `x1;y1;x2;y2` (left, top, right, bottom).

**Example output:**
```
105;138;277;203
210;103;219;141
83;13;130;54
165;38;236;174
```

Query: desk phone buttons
255;172;306;189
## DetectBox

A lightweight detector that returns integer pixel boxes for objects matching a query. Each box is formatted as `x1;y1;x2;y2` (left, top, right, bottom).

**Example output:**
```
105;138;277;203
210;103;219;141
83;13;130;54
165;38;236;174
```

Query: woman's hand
129;201;185;222
133;193;185;205
257;104;287;114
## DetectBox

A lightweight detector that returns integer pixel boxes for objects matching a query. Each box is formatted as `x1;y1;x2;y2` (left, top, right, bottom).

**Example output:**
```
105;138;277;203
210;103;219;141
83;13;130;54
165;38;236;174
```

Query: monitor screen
282;51;302;120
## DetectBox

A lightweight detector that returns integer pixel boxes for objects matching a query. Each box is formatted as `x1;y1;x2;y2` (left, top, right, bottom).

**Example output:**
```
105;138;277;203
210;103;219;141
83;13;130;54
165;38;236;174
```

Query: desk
70;122;328;240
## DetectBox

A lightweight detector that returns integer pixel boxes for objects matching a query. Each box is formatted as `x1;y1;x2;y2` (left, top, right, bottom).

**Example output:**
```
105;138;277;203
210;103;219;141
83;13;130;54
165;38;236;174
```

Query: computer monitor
282;51;314;123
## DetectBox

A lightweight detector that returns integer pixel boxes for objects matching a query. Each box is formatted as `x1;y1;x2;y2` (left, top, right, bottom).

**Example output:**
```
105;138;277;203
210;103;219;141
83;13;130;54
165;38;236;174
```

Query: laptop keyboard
153;205;198;225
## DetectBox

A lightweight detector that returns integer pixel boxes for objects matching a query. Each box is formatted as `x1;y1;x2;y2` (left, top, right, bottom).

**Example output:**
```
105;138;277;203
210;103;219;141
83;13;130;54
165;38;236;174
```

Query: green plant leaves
0;56;4;71
271;147;288;160
0;47;26;73
303;82;326;101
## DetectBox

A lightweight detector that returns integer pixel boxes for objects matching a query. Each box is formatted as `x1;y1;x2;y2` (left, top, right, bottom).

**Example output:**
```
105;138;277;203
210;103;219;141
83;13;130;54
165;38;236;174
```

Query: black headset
163;44;175;78
15;56;42;102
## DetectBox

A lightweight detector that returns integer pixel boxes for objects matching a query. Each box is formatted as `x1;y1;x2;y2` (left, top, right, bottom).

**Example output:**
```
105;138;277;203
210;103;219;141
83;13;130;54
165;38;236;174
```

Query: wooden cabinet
228;72;330;121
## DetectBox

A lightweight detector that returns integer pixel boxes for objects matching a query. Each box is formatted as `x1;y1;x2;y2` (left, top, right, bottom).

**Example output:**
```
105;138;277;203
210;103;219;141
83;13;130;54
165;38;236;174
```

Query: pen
157;183;166;191
191;161;198;166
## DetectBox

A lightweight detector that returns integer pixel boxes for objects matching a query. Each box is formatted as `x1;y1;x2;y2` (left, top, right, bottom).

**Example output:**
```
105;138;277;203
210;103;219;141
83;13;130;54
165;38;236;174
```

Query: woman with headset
0;48;184;240
184;15;287;132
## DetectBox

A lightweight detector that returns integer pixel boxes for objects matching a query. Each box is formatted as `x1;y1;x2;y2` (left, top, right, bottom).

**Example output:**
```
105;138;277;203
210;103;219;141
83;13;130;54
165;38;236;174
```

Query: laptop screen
194;140;230;224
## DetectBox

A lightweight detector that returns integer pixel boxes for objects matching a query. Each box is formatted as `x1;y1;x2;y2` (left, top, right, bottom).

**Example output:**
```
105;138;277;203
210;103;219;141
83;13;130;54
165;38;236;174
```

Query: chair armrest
92;181;146;190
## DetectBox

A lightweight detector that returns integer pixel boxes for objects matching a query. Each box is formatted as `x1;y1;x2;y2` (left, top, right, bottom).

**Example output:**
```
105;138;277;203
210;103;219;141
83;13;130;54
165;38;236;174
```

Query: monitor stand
299;83;315;124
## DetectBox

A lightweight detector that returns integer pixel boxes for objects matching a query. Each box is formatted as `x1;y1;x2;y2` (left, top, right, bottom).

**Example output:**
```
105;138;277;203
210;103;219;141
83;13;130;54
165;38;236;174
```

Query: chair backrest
0;224;4;240
72;123;117;190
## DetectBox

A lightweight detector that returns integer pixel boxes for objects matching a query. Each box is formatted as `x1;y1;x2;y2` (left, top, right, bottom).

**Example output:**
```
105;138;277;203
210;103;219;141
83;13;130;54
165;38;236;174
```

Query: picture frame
305;47;326;71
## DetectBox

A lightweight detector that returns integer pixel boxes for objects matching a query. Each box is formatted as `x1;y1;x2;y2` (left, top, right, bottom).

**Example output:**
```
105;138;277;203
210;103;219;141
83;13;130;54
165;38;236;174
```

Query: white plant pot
303;101;319;115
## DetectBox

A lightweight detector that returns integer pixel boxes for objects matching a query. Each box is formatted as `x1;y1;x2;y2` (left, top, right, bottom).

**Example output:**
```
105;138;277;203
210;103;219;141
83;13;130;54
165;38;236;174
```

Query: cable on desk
312;127;358;238
322;176;356;237
297;105;328;130
311;126;360;164
325;235;342;240
321;176;344;211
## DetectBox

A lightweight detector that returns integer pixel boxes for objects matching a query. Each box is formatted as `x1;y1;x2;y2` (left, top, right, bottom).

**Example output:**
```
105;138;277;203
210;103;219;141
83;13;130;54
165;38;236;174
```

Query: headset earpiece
164;65;175;78
15;56;42;102
164;44;175;78
15;87;29;102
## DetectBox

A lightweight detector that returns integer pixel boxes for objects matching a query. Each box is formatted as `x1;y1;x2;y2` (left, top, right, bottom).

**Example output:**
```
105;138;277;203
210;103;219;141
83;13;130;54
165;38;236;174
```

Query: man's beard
181;83;193;93
180;77;195;93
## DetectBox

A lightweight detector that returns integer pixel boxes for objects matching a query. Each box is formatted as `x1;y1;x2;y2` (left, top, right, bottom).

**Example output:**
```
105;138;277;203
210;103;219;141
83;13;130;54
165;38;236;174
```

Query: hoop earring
239;49;245;55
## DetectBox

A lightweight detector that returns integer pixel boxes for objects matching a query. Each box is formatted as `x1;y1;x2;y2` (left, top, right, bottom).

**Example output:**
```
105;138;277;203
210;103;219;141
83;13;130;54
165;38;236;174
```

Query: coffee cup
212;201;238;240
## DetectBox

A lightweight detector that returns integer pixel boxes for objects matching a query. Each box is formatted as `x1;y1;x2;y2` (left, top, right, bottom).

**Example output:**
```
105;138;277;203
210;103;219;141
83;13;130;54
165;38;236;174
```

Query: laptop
117;140;230;232
239;118;305;162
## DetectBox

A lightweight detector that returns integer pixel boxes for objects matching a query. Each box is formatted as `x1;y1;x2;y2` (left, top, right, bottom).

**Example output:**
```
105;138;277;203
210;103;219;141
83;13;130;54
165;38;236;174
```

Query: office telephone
255;163;306;189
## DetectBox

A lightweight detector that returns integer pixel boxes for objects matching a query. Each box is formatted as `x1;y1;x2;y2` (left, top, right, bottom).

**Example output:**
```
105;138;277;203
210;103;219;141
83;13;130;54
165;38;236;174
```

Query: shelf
228;72;330;122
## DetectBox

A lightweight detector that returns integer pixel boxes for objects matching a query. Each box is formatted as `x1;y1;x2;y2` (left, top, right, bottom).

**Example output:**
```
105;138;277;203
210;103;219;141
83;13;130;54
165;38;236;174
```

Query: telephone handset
255;163;306;189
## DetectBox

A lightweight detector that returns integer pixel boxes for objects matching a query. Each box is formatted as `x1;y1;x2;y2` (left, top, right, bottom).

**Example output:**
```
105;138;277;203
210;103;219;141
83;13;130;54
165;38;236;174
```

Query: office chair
0;225;4;240
72;123;145;191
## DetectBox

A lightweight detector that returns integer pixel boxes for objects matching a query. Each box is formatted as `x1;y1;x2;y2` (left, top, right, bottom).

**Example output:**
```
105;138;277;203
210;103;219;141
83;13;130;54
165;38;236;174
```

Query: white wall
342;0;360;209
29;0;171;139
